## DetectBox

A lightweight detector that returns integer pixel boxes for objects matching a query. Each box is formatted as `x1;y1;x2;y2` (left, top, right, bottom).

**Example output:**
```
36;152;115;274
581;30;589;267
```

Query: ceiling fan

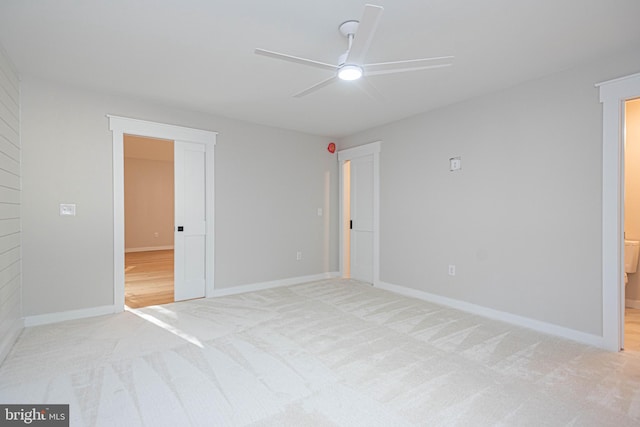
255;4;454;98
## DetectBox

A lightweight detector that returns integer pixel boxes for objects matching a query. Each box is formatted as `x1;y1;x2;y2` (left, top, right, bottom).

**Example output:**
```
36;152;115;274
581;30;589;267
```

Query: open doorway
598;72;640;351
124;135;175;308
624;98;640;350
338;141;381;284
108;115;217;313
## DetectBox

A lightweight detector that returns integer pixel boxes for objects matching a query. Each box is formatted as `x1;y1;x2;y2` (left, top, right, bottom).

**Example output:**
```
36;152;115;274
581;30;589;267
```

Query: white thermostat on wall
449;156;461;171
59;203;76;216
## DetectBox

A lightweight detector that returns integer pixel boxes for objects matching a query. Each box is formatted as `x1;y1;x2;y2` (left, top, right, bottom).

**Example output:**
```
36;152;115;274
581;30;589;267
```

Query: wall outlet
296;251;303;261
449;157;461;171
448;264;456;276
154;232;159;238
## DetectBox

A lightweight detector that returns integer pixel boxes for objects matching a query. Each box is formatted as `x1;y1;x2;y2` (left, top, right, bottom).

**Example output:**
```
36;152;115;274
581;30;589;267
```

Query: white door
350;154;374;283
174;140;207;301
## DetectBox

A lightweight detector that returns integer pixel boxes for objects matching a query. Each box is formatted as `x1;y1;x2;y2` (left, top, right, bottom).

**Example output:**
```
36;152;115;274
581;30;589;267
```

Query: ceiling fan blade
354;78;385;103
293;76;338;98
255;48;337;72
364;56;454;76
346;4;383;64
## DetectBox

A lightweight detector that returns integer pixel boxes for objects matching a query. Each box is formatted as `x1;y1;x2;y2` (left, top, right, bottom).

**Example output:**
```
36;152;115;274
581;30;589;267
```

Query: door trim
108;115;217;312
338;141;381;284
598;72;640;351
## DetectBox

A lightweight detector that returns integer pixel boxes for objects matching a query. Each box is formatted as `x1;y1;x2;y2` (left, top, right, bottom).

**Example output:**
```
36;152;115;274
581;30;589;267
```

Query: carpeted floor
1;278;640;426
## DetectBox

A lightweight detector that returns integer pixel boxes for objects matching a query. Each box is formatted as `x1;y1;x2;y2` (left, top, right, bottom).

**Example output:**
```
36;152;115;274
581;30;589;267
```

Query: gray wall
21;76;339;317
340;46;640;336
0;44;21;362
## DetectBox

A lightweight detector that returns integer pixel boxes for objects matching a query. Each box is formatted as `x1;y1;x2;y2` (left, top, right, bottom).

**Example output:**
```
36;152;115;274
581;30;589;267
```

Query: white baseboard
21;273;341;326
626;299;640;309
0;317;23;364
210;272;341;298
125;245;174;253
24;305;116;327
375;280;606;349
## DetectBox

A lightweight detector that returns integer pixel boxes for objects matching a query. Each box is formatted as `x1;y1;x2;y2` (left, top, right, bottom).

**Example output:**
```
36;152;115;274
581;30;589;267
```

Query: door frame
338;141;381;284
108;115;217;312
598;72;640;351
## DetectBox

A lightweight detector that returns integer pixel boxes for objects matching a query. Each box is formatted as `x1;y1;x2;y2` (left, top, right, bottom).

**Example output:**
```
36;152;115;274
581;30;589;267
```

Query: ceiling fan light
338;64;363;81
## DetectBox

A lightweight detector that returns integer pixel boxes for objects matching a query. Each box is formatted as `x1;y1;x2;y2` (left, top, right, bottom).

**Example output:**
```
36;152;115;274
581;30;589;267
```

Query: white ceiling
1;0;639;138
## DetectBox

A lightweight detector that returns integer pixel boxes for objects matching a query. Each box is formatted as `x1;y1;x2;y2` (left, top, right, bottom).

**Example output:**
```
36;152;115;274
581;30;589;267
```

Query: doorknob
177;226;184;232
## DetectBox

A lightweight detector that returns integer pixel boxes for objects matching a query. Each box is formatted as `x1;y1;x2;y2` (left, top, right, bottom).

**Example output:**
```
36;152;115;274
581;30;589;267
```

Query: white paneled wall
0;45;21;363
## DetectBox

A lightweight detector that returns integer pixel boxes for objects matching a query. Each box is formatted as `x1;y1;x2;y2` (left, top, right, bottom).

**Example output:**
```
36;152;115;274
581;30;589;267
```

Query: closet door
174;141;206;301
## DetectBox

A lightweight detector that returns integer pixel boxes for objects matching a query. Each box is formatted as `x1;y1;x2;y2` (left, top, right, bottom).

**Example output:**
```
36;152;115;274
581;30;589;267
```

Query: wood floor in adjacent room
625;307;640;352
125;249;174;308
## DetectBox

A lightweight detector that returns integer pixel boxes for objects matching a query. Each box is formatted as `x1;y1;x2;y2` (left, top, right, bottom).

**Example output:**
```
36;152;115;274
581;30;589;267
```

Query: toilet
625;240;640;284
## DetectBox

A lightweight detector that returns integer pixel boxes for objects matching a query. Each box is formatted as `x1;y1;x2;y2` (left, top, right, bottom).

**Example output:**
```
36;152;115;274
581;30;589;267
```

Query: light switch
317;208;323;217
60;204;76;216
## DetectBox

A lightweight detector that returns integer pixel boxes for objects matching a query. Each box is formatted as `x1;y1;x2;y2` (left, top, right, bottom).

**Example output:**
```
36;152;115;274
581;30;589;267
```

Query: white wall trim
338;141;382;161
125;245;174;253
20;274;340;325
108;115;217;313
0;317;23;364
337;141;381;285
597;72;640;351
24;305;116;327
210;272;340;298
108;115;217;144
376;281;606;349
625;299;640;309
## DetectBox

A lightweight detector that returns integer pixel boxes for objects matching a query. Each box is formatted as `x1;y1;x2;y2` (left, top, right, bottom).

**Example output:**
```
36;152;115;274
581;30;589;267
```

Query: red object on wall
327;142;336;153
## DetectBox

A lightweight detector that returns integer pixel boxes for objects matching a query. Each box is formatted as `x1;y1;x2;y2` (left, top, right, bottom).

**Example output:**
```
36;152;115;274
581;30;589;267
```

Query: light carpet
1;278;640;426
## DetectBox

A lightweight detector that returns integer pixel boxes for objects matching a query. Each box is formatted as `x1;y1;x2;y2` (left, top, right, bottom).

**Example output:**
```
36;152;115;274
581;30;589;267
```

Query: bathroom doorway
599;72;640;351
624;98;640;351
